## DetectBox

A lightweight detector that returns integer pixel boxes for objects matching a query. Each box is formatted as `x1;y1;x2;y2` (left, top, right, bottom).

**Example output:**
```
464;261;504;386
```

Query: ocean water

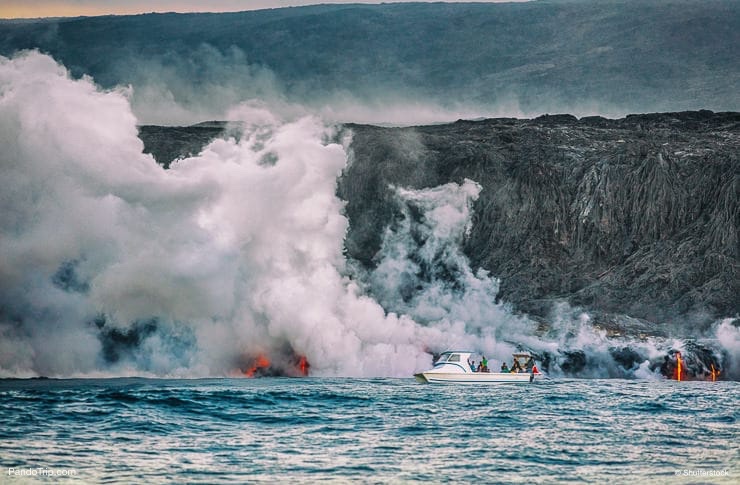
0;378;737;483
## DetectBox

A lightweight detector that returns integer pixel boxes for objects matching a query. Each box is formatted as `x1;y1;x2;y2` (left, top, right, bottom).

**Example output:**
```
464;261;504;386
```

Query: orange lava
675;352;683;381
298;355;309;376
244;354;270;378
710;363;719;382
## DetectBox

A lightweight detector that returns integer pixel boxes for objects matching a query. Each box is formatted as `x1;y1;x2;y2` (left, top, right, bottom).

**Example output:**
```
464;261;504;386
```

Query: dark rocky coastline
139;111;740;334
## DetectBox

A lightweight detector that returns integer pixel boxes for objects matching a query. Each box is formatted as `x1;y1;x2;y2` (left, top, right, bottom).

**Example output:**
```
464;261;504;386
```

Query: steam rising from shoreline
0;51;466;377
1;52;737;379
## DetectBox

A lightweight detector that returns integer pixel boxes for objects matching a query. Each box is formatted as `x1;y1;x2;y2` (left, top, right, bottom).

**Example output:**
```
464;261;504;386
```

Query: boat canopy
436;351;535;366
434;351;473;363
512;353;535;363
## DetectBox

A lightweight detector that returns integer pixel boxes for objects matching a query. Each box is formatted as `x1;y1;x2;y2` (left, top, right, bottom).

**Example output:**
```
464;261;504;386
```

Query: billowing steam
355;179;740;380
0;51;462;377
0;51;737;379
362;180;534;358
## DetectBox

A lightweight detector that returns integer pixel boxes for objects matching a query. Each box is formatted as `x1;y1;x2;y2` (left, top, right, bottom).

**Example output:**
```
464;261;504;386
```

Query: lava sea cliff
139;111;739;336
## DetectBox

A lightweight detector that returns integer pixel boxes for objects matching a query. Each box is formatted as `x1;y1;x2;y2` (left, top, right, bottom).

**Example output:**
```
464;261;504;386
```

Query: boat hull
414;371;535;384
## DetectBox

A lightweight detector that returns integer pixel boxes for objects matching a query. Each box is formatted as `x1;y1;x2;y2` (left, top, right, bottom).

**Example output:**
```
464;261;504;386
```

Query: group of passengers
501;357;537;373
468;356;490;373
469;356;537;374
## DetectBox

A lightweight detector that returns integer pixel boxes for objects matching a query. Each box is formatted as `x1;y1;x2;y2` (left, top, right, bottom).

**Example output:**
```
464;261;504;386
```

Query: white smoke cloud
0;51;465;377
362;180;535;361
714;318;740;379
356;184;687;378
1;51;736;380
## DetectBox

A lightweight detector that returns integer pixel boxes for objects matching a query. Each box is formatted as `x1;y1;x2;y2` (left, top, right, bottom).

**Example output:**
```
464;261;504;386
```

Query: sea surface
0;378;737;483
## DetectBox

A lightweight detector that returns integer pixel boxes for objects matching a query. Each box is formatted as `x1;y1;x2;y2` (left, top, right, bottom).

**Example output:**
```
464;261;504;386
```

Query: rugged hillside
340;111;739;328
3;0;739;115
140;111;740;330
138;122;231;165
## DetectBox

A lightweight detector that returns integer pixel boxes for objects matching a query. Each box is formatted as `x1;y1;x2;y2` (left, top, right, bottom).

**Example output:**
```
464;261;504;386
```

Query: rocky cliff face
140;111;739;333
340;111;739;330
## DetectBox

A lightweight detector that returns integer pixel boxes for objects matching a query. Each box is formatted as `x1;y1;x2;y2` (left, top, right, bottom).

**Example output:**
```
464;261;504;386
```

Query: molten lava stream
675;352;682;381
710;364;719;382
298;355;309;376
244;354;271;378
676;352;683;382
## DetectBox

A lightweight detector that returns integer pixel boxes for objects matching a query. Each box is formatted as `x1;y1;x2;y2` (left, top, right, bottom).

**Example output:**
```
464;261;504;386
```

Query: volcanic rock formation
139;111;740;333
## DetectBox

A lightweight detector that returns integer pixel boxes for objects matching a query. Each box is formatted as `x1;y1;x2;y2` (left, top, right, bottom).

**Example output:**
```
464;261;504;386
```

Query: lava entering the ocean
238;351;311;378
659;346;724;382
243;354;271;378
710;364;719;382
298;355;310;376
675;351;683;381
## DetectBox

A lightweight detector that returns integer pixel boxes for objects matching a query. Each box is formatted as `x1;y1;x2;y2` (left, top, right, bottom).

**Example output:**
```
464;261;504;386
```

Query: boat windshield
434;352;465;364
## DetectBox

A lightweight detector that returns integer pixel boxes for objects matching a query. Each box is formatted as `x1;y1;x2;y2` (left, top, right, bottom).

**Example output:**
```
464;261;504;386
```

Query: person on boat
469;360;476;372
511;359;522;373
532;364;539;374
525;357;534;373
500;362;509;373
481;356;489;373
476;362;483;372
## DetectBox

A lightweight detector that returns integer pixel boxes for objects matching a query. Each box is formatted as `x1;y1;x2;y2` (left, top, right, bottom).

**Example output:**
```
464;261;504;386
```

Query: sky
0;0;529;19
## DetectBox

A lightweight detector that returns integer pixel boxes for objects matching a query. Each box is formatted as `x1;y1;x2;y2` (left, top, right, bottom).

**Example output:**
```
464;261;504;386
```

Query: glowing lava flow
244;354;271;378
710;364;718;382
675;352;683;381
298;356;309;376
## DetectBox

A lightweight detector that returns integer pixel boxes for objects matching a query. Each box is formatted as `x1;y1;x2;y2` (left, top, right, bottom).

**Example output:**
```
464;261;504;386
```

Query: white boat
414;351;540;384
